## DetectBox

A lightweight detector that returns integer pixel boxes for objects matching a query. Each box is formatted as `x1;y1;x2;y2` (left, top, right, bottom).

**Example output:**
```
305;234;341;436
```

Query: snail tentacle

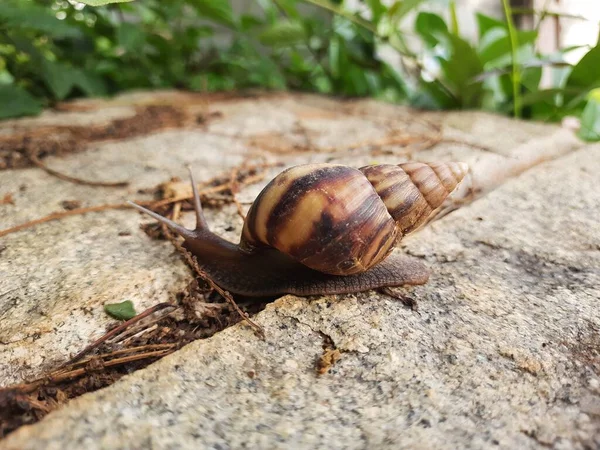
127;201;198;241
127;166;211;238
186;165;209;231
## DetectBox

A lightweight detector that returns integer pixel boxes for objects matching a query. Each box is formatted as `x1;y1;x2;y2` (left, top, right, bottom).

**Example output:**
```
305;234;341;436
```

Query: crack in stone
276;310;336;345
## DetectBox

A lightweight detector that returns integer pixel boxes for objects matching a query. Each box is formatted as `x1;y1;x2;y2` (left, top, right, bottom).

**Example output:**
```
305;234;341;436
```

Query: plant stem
301;0;377;33
533;0;553;35
300;0;459;103
502;0;522;118
449;1;459;35
272;0;334;83
511;7;588;22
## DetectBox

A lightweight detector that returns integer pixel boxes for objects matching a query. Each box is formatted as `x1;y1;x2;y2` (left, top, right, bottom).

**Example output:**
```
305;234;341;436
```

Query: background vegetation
1;0;599;141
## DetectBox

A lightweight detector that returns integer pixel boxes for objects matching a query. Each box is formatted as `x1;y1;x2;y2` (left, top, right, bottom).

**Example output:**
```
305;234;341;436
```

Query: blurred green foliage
1;0;599;140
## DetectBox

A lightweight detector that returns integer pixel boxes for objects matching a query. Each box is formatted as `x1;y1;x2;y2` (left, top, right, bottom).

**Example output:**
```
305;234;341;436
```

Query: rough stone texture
3;145;599;449
0;91;597;448
0;130;248;385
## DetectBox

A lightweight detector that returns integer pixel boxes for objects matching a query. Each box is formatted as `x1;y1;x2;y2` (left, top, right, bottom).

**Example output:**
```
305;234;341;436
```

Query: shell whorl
241;164;398;276
240;161;468;276
360;162;469;234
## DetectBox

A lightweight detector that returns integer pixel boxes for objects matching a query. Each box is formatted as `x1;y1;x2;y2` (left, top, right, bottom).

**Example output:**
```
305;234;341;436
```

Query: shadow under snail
128;161;468;297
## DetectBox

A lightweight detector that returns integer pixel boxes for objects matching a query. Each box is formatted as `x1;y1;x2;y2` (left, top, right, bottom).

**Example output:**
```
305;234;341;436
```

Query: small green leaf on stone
104;300;136;320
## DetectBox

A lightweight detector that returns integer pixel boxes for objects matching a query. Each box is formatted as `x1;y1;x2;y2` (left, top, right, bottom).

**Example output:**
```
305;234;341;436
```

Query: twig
82;344;175;362
66;302;176;365
379;287;418;311
171;201;182;222
107;306;179;345
163;227;265;338
151;170;272;208
54;344;176;374
192;259;265;338
0;162;277;238
48;350;173;384
29;153;129;187
0;346;175;398
0;203;136;238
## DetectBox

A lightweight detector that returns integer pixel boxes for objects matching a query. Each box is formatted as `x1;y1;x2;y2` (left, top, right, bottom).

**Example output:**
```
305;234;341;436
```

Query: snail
128;161;468;297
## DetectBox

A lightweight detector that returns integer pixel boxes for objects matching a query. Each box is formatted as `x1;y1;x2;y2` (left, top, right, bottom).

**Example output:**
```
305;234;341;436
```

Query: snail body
129;161;467;297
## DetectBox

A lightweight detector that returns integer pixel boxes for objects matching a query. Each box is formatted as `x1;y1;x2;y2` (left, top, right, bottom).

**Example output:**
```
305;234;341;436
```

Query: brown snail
128;162;468;297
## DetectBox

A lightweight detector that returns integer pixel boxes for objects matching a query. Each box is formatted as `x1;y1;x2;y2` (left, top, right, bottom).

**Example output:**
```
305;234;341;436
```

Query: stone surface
0;91;596;449
2;145;599;450
2;91;582;387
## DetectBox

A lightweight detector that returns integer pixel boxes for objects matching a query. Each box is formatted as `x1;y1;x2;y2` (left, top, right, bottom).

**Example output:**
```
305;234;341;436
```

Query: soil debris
60;200;82;211
0;105;187;170
379;286;419;311
0;279;270;439
565;320;600;376
317;334;343;375
317;348;343;375
0;193;14;205
0;159;279;239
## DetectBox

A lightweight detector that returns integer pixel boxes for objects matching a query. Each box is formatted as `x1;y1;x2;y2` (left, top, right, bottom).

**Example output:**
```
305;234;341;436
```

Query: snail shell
240;162;468;276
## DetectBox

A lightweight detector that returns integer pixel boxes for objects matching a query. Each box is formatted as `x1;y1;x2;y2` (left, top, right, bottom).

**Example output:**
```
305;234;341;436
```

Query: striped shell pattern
240;162;468;276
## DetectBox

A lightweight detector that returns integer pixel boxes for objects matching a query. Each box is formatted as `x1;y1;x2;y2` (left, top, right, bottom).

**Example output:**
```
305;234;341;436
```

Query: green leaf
42;60;76;100
74;69;108;96
329;35;341;78
438;34;485;107
240;14;265;32
191;0;236;28
415;12;448;48
520;65;542;92
0;70;14;85
78;0;135;5
476;12;506;38
259;21;306;47
273;0;301;20
0;1;81;38
413;79;459;109
578;92;600;142
367;0;386;24
116;23;146;52
345;66;369;96
502;87;587;118
0;84;42;119
565;44;600;106
483;41;536;70
388;0;426;24
8;35;46;66
478;29;537;66
512;88;562;109
104;300;137;320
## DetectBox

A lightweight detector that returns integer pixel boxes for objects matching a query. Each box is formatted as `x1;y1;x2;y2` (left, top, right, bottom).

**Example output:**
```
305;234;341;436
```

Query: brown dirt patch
0;157;280;438
566;320;600;376
0;103;225;170
0;279;270;439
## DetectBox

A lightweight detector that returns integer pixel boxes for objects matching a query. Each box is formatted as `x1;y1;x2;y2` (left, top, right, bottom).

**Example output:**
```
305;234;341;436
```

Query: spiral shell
360;161;469;234
240;161;468;276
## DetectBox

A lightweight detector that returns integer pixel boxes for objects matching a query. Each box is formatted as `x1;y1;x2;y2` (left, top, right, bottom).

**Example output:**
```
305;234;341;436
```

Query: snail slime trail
129;162;468;297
